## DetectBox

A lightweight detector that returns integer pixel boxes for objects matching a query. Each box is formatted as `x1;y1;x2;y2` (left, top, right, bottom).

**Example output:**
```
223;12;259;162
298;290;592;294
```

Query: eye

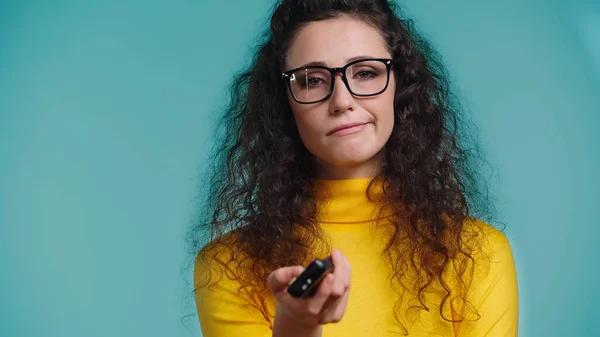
294;73;328;88
355;69;379;79
308;77;326;86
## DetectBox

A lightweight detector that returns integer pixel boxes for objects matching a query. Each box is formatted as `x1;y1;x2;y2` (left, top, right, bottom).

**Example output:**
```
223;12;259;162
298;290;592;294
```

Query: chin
329;153;378;167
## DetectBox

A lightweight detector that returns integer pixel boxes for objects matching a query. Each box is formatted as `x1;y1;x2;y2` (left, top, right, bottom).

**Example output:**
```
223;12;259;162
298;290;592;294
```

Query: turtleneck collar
313;177;391;223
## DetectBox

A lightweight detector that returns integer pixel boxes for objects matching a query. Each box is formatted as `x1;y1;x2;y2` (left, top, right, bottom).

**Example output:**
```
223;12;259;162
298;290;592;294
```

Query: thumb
267;265;305;293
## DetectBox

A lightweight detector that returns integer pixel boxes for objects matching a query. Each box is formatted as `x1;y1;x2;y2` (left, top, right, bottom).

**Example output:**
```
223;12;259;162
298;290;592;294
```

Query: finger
302;273;334;316
319;288;350;324
320;250;350;316
331;249;348;273
319;290;342;316
267;265;305;293
331;249;351;291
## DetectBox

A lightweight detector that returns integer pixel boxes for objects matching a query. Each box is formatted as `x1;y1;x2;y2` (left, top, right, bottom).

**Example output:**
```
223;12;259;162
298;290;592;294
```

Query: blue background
1;0;598;336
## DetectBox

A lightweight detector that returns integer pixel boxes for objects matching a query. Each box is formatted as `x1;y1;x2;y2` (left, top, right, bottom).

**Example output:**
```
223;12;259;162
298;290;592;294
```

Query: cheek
379;85;396;137
295;115;316;139
290;104;323;147
376;108;395;149
365;93;395;137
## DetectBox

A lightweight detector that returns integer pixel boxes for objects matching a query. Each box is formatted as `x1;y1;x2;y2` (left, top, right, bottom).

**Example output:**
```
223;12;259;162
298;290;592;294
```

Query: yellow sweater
194;178;518;336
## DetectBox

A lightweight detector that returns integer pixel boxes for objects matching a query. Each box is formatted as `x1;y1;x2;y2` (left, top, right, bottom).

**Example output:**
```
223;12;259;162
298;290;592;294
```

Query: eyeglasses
281;58;394;104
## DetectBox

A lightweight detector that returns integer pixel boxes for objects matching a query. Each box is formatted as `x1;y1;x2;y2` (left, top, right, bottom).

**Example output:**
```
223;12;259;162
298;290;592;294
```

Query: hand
267;249;352;328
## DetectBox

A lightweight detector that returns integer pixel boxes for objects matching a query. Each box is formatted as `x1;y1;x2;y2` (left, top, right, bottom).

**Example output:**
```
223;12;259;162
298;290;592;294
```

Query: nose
329;74;354;115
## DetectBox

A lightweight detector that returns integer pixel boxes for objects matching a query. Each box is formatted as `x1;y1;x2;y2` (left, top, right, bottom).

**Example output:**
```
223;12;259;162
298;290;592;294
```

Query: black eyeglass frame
281;58;394;104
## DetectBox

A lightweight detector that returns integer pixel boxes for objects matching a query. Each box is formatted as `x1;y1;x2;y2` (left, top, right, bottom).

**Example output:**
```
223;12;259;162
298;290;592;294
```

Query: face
284;15;395;179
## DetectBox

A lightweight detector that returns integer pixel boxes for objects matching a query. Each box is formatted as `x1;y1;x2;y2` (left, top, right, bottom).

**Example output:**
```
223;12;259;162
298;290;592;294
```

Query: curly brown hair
188;0;497;332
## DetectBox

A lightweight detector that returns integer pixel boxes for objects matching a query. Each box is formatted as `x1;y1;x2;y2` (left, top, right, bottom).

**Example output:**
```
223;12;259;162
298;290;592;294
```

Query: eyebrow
295;55;379;69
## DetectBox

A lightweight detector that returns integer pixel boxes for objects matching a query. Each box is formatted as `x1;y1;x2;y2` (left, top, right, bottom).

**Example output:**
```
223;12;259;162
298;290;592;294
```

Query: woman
191;0;518;336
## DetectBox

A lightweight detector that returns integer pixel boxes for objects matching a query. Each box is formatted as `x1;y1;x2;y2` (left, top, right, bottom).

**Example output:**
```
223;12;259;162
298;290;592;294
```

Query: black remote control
287;256;334;298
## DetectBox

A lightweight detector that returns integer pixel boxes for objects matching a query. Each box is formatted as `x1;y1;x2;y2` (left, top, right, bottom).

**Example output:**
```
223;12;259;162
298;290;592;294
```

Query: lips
326;122;368;136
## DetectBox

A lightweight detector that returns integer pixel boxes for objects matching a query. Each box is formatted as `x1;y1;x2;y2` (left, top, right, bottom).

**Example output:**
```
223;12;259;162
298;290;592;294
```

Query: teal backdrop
1;0;598;336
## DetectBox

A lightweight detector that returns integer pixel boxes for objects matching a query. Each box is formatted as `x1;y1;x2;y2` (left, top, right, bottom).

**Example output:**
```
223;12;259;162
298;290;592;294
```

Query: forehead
285;15;390;69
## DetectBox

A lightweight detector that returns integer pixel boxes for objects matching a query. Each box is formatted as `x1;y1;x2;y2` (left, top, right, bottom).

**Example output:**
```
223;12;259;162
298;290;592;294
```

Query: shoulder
454;219;519;334
193;231;275;334
194;231;245;290
461;217;511;257
459;218;517;285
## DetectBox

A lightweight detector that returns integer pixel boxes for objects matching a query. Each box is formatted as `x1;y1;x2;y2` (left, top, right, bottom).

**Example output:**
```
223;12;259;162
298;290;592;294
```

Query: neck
313;176;392;223
314;151;384;180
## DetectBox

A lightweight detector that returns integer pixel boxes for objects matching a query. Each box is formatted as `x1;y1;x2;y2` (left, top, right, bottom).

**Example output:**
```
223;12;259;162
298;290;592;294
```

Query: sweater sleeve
194;251;273;337
455;222;519;337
